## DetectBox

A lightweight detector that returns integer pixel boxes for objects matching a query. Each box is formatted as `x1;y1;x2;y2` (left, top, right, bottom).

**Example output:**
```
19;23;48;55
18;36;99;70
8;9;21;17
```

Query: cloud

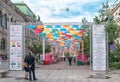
11;0;120;23
29;0;100;23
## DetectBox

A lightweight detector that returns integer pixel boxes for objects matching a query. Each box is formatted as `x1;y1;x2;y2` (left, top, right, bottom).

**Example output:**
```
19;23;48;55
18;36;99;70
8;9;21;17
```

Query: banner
92;24;106;71
9;25;23;70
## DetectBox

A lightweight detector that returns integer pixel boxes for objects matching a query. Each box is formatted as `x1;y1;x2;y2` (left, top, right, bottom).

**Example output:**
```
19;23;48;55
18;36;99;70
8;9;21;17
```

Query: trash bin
77;60;83;65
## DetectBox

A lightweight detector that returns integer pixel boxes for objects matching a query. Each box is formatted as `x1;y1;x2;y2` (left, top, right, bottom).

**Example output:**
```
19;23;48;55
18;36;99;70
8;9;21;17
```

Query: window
10;17;13;22
2;14;7;29
1;39;6;50
0;12;2;26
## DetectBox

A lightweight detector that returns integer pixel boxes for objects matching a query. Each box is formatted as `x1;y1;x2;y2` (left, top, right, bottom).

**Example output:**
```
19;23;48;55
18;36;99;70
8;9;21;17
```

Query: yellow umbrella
44;28;50;33
70;31;77;35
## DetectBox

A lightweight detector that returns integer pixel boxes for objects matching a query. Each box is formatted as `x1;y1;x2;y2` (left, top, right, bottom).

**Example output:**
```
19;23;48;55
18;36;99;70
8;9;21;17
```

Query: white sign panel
92;24;106;71
10;25;23;70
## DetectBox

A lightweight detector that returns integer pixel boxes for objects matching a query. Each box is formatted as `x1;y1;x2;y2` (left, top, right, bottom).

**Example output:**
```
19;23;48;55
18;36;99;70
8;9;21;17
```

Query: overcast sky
11;0;120;23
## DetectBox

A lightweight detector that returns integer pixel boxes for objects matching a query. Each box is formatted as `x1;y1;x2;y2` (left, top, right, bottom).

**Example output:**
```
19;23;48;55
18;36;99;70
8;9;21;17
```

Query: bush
109;62;120;70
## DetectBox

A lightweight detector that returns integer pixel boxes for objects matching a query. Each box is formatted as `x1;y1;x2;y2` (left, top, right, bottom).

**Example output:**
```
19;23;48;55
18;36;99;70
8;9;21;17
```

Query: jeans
29;68;36;80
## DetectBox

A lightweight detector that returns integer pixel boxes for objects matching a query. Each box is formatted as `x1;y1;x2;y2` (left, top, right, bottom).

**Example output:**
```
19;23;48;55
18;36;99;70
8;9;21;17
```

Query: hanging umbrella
40;32;46;36
45;25;53;28
37;25;44;29
72;25;79;29
52;29;58;33
63;25;70;28
35;28;43;33
79;29;86;33
60;28;67;32
54;25;61;29
44;28;50;33
68;28;74;31
28;25;36;29
77;32;83;36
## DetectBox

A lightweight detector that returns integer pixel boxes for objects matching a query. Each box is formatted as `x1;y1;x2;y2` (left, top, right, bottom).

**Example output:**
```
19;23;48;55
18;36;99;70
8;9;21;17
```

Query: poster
92;24;107;71
10;25;23;70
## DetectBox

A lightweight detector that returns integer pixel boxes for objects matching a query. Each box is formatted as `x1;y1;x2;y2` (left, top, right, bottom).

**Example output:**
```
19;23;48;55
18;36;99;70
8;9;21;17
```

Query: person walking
66;52;72;66
68;56;72;66
26;52;37;81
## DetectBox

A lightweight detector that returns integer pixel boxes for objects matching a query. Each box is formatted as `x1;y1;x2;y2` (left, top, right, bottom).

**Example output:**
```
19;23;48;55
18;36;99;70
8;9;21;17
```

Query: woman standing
23;56;29;80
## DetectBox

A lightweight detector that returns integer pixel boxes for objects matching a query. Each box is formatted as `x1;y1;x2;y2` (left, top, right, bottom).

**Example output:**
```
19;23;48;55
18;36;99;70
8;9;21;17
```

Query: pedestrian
23;56;29;80
62;52;66;61
67;52;73;66
68;56;72;66
26;52;37;81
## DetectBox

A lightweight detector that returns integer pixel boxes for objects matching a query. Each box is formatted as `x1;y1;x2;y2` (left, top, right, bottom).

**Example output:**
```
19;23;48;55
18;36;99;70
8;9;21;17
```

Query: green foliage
109;43;120;63
109;62;120;70
29;42;51;55
30;42;42;55
84;33;90;56
45;44;51;53
105;23;120;45
93;16;100;24
64;52;70;58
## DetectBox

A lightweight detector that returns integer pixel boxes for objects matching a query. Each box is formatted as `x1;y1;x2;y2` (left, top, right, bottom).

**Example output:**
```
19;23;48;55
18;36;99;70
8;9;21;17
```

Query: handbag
23;62;28;67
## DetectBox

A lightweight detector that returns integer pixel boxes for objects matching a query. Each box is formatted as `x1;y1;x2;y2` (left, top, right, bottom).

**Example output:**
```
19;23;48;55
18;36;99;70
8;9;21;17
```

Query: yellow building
111;2;120;43
111;2;120;26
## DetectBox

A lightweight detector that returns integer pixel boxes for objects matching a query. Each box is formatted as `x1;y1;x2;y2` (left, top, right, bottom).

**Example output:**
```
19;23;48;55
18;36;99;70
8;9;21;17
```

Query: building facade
112;2;120;26
0;0;42;59
111;2;120;43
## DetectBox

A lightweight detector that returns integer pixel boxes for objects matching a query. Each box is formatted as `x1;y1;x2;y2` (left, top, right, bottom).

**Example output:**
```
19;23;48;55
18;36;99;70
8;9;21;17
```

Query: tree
30;42;42;55
93;16;100;24
93;0;110;23
45;44;51;53
84;31;90;56
105;23;120;45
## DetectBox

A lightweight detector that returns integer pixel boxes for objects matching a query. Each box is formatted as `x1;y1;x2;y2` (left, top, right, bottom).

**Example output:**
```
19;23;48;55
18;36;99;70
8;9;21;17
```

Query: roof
14;1;36;20
111;2;120;14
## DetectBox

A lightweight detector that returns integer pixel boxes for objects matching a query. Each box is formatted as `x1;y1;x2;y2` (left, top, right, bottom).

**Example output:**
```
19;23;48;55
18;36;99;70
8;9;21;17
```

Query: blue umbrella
72;25;79;29
28;25;36;29
60;28;67;31
54;25;61;29
40;32;46;36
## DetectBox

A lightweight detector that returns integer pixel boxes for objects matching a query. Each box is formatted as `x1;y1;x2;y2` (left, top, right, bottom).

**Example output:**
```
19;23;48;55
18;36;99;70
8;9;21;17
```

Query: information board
9;25;23;70
92;24;106;71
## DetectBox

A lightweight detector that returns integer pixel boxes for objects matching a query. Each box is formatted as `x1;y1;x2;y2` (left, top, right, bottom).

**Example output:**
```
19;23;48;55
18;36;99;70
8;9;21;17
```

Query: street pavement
0;61;120;82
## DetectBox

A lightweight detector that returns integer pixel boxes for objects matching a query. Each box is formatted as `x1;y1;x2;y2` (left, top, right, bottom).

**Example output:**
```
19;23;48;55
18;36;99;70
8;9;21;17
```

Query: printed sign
10;25;23;70
92;24;106;71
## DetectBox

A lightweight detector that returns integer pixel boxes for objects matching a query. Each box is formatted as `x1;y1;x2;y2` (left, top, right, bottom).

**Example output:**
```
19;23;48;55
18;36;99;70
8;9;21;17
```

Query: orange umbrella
37;25;44;29
63;25;70;28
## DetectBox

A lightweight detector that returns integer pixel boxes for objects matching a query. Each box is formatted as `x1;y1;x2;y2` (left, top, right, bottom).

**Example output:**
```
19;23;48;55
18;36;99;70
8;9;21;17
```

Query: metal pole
42;38;45;60
89;24;92;71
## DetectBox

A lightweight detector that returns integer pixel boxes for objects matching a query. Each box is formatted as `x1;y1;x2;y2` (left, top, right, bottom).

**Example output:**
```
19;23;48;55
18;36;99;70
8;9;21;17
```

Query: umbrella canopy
28;24;87;50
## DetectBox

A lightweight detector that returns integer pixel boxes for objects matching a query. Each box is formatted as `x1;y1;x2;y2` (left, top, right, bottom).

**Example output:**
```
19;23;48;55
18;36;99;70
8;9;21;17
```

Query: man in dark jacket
26;52;37;81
